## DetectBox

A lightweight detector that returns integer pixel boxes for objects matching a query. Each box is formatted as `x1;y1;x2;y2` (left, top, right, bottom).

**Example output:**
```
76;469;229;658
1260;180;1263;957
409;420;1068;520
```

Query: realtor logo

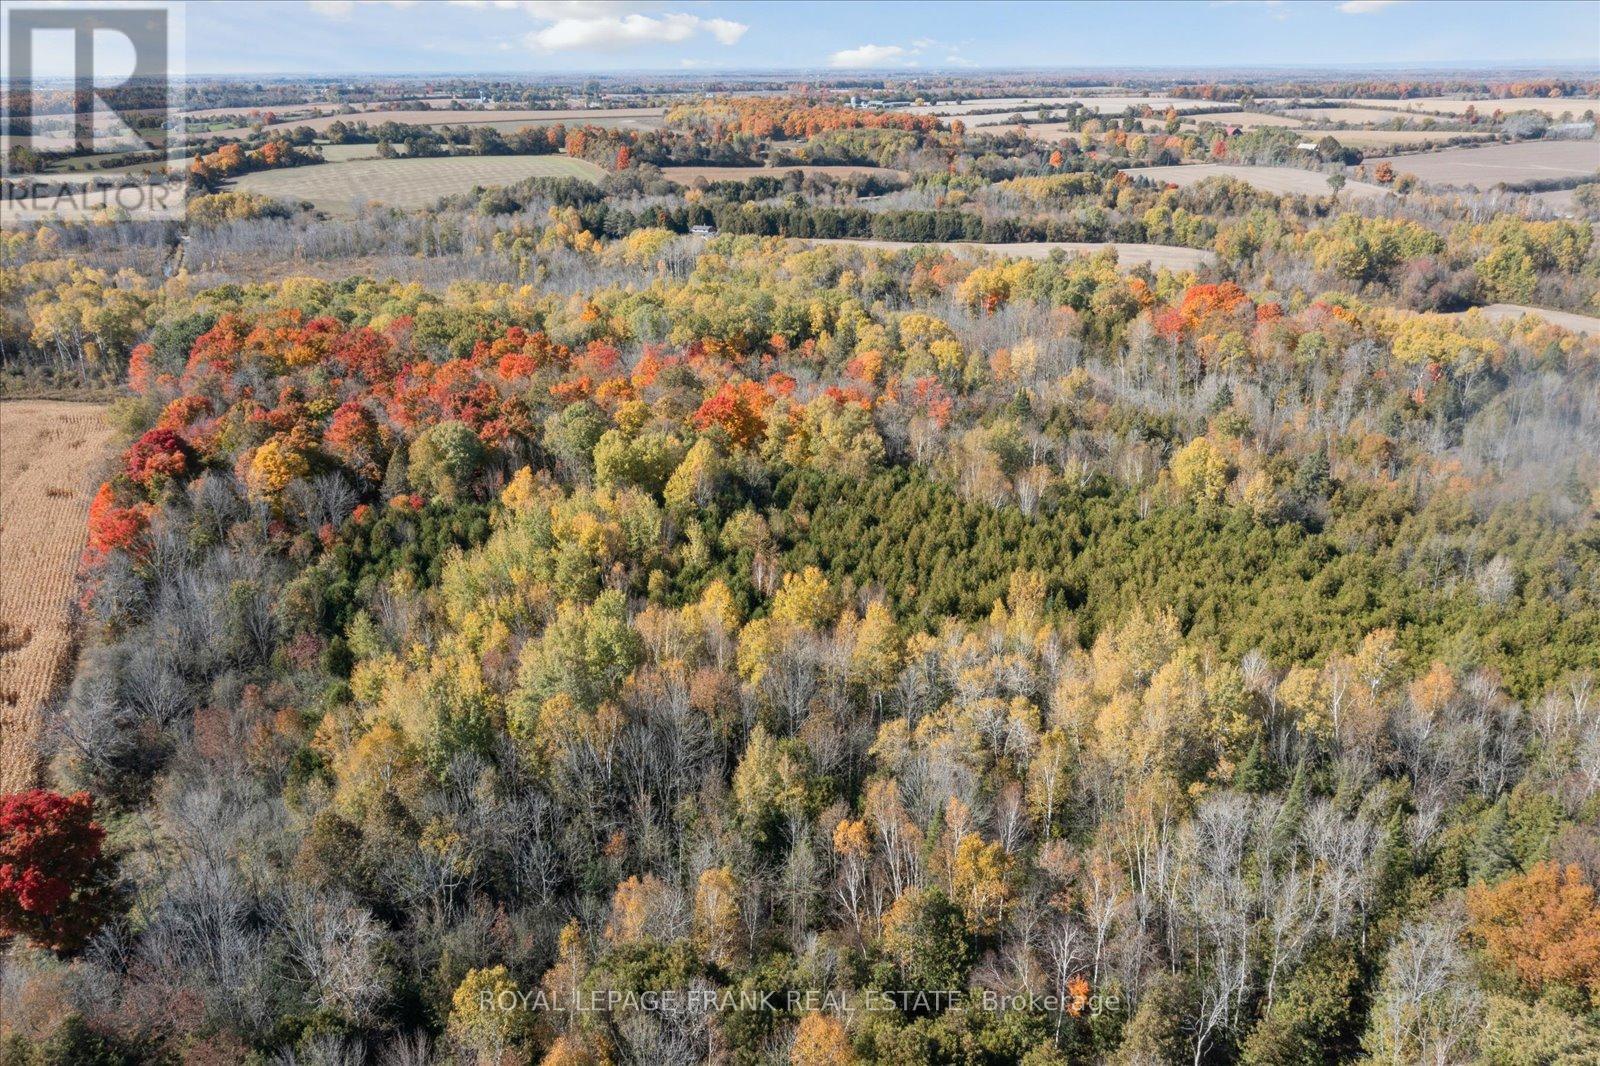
2;2;186;221
6;6;170;153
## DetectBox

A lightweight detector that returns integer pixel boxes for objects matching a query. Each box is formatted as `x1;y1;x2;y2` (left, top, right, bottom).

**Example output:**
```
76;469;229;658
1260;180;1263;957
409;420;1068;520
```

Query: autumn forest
2;44;1600;1066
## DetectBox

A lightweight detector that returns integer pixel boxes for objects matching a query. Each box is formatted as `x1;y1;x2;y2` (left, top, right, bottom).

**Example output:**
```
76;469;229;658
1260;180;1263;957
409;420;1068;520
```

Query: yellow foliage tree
770;567;838;629
605;873;671;944
247;435;312;497
448;966;530;1065
1169;437;1230;503
791;1012;855;1065
950;834;1011;934
694;866;742;965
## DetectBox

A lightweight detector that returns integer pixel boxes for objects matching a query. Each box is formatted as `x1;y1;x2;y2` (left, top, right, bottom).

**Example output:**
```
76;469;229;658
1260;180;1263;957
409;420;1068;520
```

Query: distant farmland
905;95;1119;115
233;155;604;214
1310;129;1494;149
798;237;1216;272
1368;139;1600;189
661;164;907;184
1446;303;1600;334
1284;106;1423;124
1122;163;1390;200
1182;112;1304;128
216;106;667;139
991;111;1300;132
909;95;1215;120
1330;97;1600;119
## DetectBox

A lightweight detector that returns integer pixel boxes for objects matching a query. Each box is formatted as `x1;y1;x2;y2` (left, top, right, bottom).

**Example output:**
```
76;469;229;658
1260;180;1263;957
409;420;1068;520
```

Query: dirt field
1368;140;1599;188
661;165;906;184
962;111;1074;128
232;155;604;215
317;143;391;162
1285;107;1424;125
1450;303;1600;334
183;101;368;121
797;237;1215;271
1044;96;1212;114
1121;163;1390;200
1022;121;1100;142
0;401;114;794
1308;129;1494;149
1185;112;1304;128
1528;187;1582;213
1333;97;1600;119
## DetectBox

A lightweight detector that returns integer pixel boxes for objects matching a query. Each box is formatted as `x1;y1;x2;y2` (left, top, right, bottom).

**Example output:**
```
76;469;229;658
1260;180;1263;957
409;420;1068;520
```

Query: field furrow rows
0;402;114;794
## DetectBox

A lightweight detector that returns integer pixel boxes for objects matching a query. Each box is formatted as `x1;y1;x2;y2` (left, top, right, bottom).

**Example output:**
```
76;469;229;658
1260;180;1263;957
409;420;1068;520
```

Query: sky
82;0;1600;76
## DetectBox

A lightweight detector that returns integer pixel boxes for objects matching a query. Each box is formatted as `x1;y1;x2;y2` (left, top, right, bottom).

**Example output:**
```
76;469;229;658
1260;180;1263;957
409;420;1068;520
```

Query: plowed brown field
0;401;114;793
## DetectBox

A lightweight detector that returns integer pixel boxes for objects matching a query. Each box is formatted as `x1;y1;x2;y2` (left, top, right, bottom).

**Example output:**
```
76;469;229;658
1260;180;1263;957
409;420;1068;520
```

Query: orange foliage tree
1466;862;1600;1001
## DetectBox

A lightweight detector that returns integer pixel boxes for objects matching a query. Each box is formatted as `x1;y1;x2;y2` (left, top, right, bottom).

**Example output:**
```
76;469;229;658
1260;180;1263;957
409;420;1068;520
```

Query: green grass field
231;155;603;215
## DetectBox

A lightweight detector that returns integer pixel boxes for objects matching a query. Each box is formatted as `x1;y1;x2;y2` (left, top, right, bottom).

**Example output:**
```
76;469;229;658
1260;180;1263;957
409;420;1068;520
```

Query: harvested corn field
0;401;114;793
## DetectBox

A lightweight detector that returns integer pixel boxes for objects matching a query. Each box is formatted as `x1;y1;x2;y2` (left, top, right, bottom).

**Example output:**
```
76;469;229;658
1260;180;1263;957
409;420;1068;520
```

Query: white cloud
525;11;745;51
313;0;747;55
310;0;419;18
829;43;913;69
1338;0;1400;12
702;18;748;46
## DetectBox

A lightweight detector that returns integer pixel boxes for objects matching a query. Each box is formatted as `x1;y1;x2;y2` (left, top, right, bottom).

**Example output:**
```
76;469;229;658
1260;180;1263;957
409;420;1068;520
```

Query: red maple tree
0;789;115;952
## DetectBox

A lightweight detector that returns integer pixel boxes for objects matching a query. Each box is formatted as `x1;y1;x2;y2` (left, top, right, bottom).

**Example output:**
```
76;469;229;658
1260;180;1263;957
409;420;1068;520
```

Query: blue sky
181;1;1600;75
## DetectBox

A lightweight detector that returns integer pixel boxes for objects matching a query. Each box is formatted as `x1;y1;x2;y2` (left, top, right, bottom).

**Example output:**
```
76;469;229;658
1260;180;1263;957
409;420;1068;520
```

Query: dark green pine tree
1233;733;1281;794
1267;756;1310;857
1468;798;1517;885
381;447;411;498
1372;807;1414;913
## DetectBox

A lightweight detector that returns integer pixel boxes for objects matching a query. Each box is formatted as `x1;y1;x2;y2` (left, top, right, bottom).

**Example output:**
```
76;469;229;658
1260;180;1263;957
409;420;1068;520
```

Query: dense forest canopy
2;72;1599;1066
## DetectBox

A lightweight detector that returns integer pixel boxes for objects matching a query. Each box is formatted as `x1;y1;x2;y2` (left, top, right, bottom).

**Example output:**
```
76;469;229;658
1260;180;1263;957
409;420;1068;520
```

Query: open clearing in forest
797;237;1215;271
1366;139;1600;188
1527;187;1585;213
232;155;604;214
661;164;907;184
1445;303;1600;334
0;401;114;794
1121;163;1389;199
